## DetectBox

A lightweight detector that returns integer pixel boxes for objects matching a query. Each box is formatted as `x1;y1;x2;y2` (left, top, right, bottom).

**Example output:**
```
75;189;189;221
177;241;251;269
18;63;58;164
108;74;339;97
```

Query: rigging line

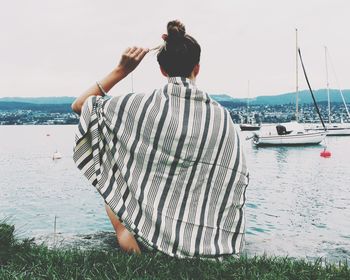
324;46;331;124
297;48;327;131
295;28;299;121
327;50;350;118
131;73;134;93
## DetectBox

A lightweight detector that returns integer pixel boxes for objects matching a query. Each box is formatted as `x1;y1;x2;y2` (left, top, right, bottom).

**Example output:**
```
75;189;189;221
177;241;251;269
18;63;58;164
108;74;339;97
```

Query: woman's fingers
135;48;149;61
127;46;138;55
132;48;144;58
133;48;149;61
124;47;131;54
117;47;149;75
128;47;148;60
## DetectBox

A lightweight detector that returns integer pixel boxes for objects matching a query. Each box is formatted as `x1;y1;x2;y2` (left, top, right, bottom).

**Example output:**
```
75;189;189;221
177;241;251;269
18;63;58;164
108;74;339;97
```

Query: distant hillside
211;89;350;105
0;102;72;112
249;89;350;105
1;89;350;106
0;96;75;104
209;94;236;102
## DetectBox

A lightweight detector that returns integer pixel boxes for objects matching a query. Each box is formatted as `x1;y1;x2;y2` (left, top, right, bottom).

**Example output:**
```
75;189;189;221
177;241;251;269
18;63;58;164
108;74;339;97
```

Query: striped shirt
73;77;249;258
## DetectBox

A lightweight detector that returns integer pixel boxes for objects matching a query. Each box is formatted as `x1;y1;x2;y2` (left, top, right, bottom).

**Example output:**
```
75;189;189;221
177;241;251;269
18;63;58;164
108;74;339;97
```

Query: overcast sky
1;0;349;98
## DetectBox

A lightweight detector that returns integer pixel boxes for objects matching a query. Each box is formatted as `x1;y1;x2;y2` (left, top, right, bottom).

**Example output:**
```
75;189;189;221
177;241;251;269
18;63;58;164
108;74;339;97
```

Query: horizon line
0;87;349;100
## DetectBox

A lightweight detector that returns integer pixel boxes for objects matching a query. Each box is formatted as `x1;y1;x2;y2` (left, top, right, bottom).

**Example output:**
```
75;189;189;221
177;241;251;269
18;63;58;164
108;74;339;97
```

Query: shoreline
1;223;349;279
32;231;350;263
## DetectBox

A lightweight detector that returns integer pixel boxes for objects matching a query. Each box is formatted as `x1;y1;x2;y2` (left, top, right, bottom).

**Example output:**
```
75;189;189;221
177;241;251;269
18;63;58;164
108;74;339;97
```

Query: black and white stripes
73;77;249;258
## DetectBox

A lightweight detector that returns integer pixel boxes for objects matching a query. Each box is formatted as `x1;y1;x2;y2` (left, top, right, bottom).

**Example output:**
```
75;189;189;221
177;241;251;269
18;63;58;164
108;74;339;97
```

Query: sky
1;0;349;98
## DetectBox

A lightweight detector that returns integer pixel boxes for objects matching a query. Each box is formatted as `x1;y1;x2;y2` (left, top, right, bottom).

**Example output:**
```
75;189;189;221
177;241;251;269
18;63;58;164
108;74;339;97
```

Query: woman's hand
116;47;149;77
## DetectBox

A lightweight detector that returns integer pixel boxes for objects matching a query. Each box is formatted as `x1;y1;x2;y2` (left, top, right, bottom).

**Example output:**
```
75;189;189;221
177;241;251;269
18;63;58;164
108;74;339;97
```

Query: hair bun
167;20;186;42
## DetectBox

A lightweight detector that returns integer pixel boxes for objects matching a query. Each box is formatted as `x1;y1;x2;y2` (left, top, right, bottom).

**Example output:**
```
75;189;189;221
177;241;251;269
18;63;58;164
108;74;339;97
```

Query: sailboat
253;122;326;146
253;29;326;146
304;47;350;136
240;81;261;131
240;123;261;131
52;150;62;160
306;121;350;136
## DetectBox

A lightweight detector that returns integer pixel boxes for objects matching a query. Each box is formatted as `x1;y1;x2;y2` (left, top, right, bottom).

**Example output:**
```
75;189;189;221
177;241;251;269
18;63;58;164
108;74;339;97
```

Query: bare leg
105;204;141;254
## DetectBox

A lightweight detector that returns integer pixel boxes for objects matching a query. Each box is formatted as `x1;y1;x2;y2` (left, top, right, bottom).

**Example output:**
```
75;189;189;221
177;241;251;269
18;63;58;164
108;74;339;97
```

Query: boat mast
325;46;331;124
338;88;350;119
247;80;250;123
327;49;350;119
298;48;327;131
295;28;299;122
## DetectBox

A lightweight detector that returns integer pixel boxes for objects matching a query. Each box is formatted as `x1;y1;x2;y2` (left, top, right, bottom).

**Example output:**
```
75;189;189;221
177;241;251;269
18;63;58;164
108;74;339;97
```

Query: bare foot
117;227;141;254
105;204;141;254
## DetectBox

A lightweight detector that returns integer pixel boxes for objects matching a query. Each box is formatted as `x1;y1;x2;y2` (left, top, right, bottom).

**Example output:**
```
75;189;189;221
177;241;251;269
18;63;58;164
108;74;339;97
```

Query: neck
188;74;196;82
188;69;198;81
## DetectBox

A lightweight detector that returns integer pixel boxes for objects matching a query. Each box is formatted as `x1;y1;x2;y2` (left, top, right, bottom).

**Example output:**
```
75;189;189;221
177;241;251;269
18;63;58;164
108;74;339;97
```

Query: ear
160;67;168;77
193;64;200;77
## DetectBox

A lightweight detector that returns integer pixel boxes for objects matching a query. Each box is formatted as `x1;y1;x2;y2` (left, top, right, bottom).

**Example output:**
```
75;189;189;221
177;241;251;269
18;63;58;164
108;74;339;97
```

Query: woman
72;20;248;258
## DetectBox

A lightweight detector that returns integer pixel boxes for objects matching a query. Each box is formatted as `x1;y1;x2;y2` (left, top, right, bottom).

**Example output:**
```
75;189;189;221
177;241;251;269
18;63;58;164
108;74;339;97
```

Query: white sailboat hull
326;128;350;136
253;132;326;146
253;122;326;146
305;123;350;136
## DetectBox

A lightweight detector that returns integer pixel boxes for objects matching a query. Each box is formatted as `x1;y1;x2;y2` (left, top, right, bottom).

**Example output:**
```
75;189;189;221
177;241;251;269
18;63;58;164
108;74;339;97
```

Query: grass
0;223;349;279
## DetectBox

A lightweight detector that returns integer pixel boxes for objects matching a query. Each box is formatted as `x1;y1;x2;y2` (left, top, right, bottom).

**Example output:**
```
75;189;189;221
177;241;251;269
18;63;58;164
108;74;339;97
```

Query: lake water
0;125;349;261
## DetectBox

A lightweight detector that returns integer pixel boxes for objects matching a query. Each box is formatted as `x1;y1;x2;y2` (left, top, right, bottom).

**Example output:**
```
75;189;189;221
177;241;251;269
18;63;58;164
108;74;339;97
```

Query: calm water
0;125;349;261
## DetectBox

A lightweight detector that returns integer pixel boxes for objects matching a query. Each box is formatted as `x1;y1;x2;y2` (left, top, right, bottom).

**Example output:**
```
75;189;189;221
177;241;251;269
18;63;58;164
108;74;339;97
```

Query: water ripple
0;126;349;261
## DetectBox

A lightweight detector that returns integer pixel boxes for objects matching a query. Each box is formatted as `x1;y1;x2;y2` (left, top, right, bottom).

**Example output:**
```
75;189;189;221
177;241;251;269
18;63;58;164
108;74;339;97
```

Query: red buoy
320;149;331;158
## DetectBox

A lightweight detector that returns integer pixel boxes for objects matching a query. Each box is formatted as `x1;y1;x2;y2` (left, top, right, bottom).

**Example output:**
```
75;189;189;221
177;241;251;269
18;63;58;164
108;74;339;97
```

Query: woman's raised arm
71;47;149;114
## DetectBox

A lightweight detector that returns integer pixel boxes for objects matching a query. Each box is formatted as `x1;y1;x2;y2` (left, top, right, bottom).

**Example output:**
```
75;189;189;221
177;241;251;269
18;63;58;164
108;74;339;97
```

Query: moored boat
53;151;62;160
240;81;261;131
253;122;326;146
304;47;350;136
305;123;350;136
239;81;260;131
253;30;327;147
240;123;261;131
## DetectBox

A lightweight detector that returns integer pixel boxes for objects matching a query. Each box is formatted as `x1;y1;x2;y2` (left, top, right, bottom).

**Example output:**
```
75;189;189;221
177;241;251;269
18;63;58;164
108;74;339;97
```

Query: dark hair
157;20;201;77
